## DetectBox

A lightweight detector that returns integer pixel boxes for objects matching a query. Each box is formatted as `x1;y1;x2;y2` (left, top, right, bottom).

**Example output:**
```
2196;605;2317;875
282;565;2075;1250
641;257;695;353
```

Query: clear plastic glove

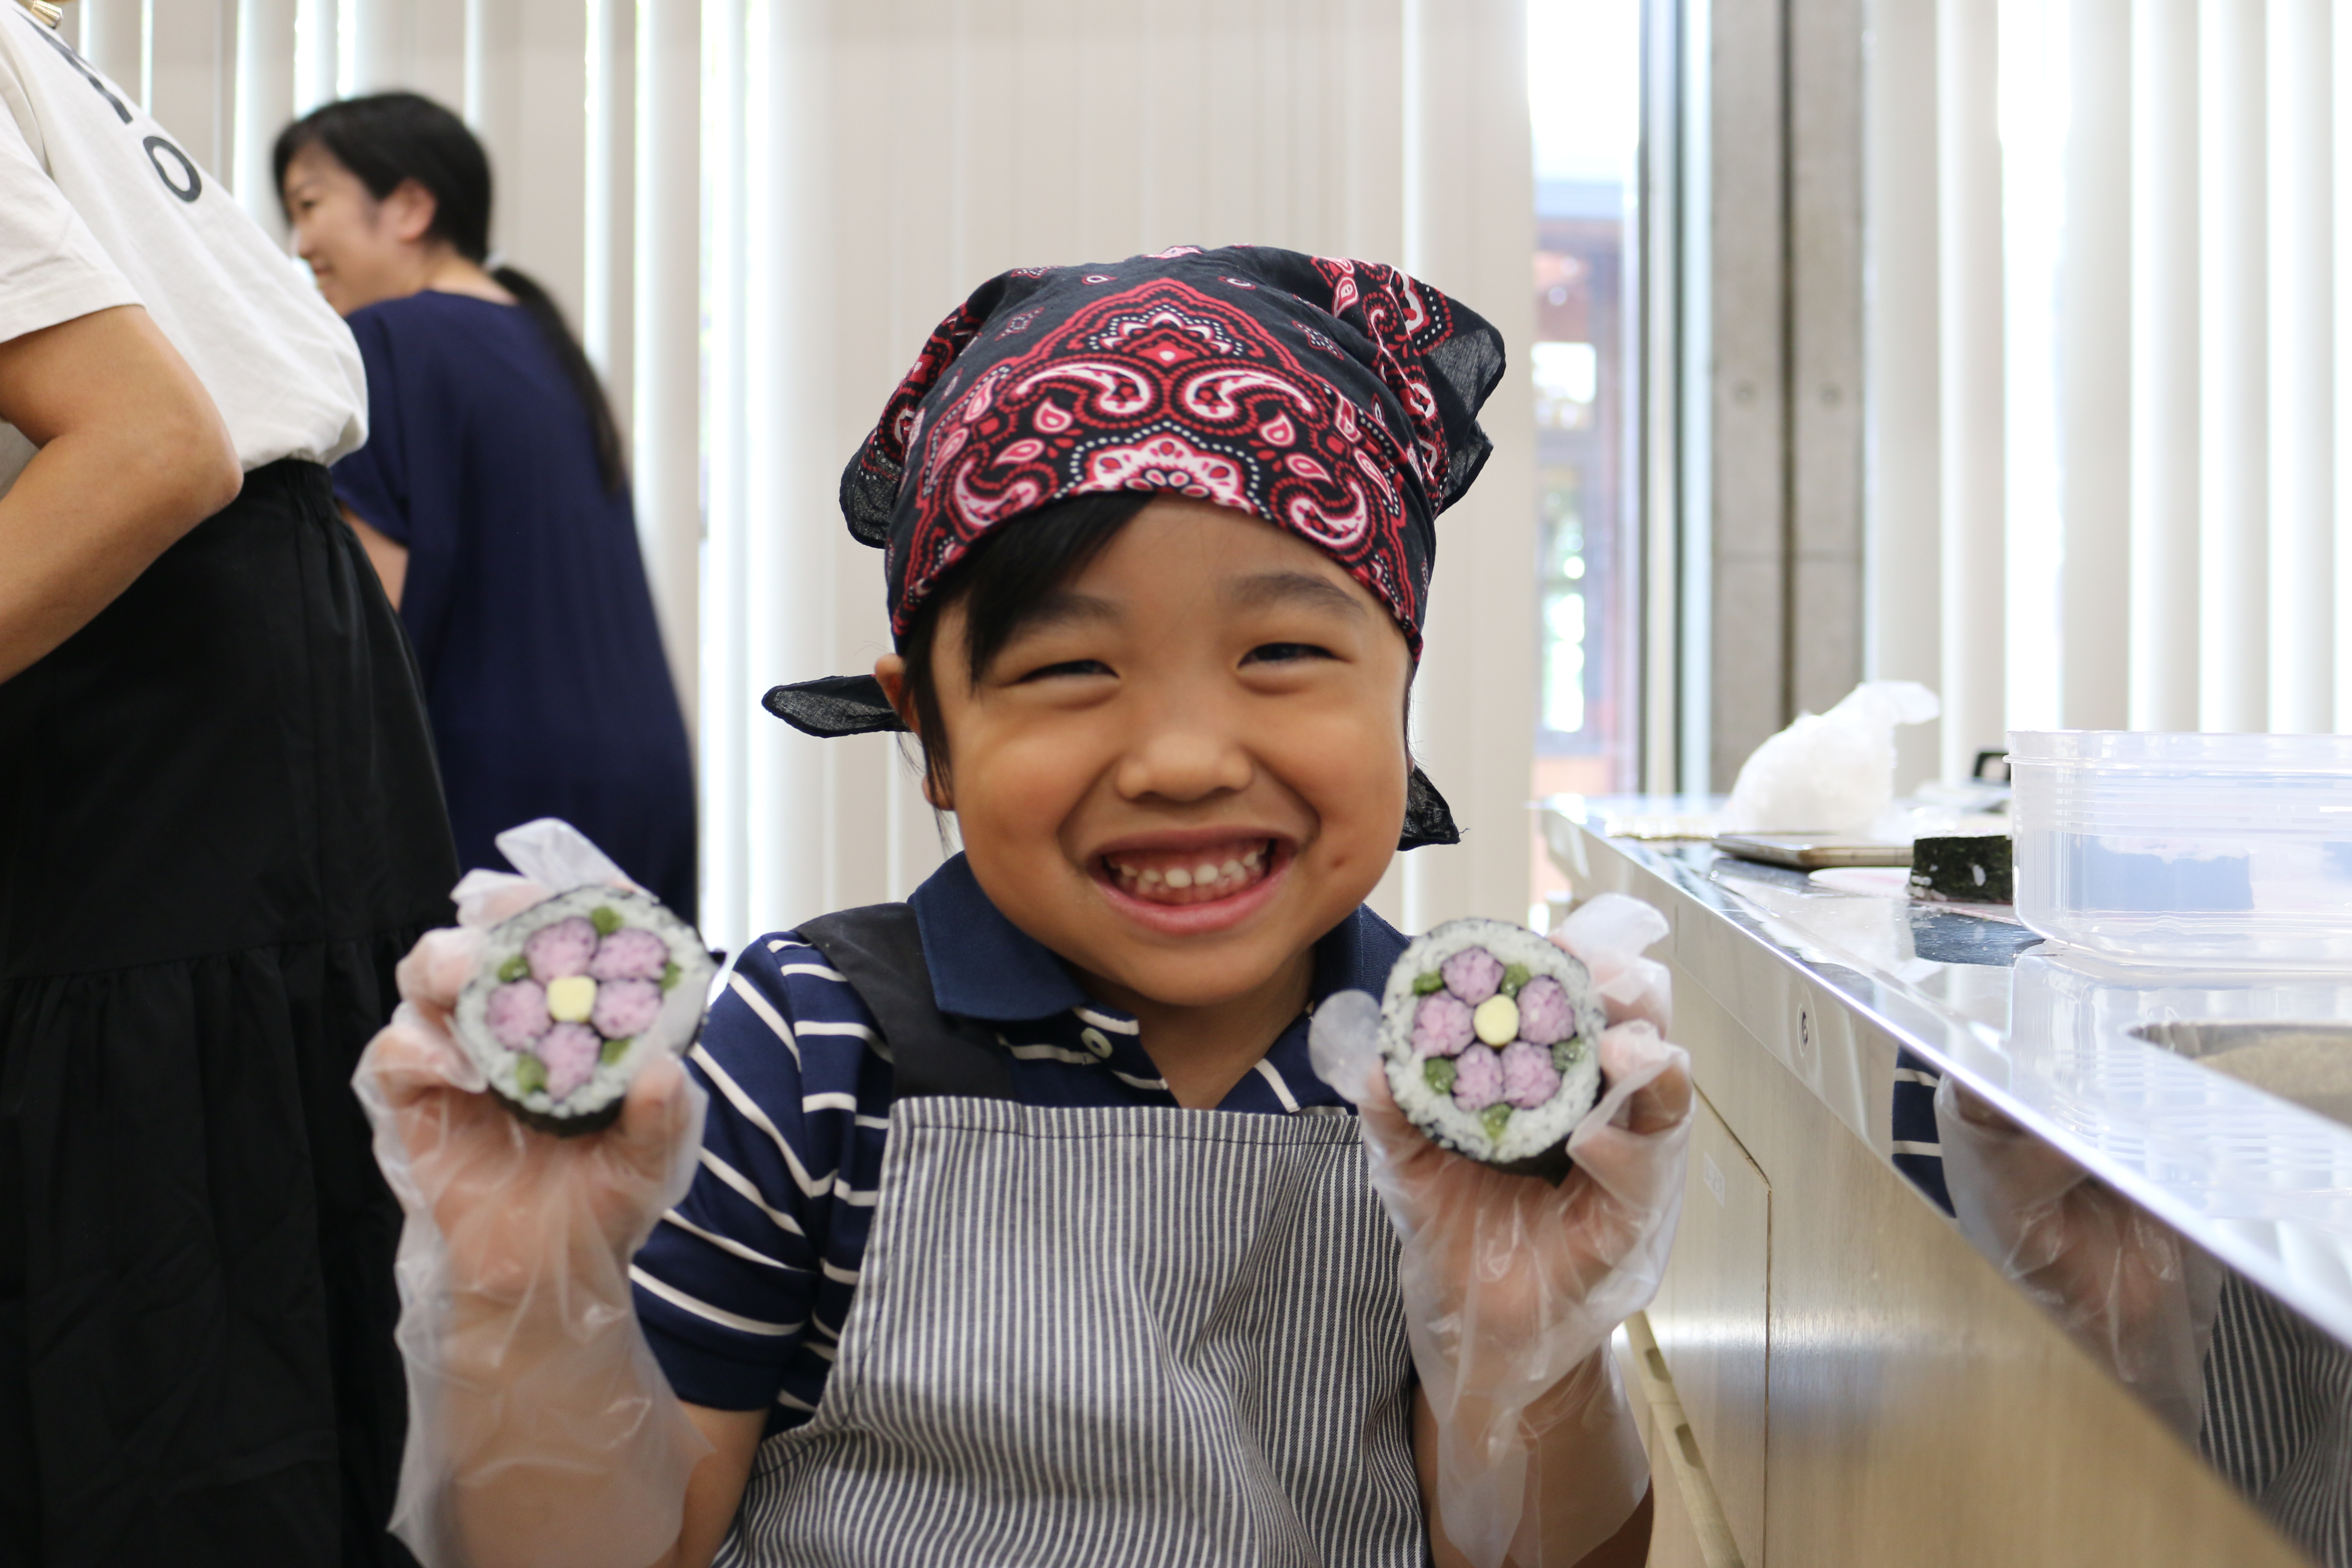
1310;952;1692;1567
1550;894;1672;1036
1933;1074;2218;1439
354;821;712;1568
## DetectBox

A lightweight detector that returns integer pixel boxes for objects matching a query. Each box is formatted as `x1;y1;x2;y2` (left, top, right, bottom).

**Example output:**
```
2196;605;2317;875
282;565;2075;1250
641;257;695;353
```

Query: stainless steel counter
1549;796;2347;1568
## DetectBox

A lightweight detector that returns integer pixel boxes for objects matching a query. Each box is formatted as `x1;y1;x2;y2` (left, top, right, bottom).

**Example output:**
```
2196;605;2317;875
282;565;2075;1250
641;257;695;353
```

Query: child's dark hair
897;490;1154;799
273;92;628;493
896;490;1418;806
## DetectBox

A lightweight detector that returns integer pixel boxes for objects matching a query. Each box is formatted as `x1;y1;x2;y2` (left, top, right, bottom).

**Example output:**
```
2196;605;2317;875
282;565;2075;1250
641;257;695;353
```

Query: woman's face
891;497;1413;1011
281;144;435;315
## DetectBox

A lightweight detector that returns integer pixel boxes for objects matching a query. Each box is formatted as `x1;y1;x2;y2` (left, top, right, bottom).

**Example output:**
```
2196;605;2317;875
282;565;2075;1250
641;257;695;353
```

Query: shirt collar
909;854;1092;1021
908;851;1409;1023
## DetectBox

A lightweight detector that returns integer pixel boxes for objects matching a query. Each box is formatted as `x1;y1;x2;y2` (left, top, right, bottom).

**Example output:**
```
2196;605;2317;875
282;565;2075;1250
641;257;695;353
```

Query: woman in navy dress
275;93;696;914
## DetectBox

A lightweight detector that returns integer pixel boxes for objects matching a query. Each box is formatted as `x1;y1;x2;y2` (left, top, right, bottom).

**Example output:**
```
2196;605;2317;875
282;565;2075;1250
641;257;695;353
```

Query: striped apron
2200;1270;2352;1568
720;906;1428;1567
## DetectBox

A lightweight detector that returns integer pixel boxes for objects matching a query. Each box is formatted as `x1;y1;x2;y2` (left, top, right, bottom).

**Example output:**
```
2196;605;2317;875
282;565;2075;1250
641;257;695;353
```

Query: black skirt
0;461;458;1567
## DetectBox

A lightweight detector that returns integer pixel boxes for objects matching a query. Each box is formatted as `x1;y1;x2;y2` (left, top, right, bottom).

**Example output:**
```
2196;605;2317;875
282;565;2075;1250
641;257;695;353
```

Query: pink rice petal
486;980;551;1049
1514;976;1576;1046
591;978;663;1041
1451;1044;1505;1111
1441;946;1505;1004
589;927;669;982
1499;1041;1564;1109
537;1023;602;1102
525;917;600;981
1412;992;1476;1057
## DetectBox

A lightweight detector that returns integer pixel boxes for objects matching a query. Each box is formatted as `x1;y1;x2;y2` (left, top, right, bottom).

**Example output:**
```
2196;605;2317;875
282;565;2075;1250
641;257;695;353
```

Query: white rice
1379;917;1605;1166
452;885;715;1126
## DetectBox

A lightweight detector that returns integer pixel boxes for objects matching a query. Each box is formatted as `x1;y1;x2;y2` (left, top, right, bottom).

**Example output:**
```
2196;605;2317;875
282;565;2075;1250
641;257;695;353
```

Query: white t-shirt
0;3;365;493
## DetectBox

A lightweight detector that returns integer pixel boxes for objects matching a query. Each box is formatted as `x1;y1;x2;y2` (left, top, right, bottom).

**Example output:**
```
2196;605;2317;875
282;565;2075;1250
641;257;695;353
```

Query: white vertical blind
581;0;633;425
1871;0;2352;763
2267;0;2332;734
634;0;701;744
1863;0;1943;793
234;0;298;234
1997;0;2057;735
2199;0;2268;733
1933;0;2003;778
2338;0;2352;734
77;0;142;99
2056;0;2128;732
147;2;236;179
1400;0;1537;937
2128;0;2199;731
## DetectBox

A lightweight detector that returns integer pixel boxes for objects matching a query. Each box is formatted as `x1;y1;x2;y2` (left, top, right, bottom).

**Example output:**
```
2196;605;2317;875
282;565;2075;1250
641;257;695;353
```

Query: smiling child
362;245;1690;1568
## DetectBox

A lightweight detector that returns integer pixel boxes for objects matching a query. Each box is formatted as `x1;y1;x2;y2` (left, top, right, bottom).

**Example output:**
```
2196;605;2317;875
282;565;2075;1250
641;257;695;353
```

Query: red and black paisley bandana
765;245;1501;851
840;244;1505;656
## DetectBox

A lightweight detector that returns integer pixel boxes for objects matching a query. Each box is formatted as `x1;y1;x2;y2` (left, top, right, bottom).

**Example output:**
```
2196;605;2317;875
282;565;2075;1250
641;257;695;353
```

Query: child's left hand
1309;938;1693;1568
1348;1014;1690;1389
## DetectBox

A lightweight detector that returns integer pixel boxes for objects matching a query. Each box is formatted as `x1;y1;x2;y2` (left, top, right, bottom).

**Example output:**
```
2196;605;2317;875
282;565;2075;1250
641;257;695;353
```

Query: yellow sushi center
545;974;597;1023
1472;994;1519;1046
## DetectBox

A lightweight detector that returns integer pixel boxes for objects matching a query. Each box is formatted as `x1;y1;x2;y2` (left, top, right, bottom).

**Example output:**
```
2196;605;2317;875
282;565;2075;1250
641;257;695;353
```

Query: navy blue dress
333;292;696;914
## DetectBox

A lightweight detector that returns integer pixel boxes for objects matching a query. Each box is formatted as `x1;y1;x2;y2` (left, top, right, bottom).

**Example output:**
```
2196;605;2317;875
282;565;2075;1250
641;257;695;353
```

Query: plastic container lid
2010;731;2352;772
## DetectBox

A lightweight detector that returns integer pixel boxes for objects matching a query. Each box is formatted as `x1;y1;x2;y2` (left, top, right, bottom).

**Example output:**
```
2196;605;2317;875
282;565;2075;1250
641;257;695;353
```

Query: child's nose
1113;725;1253;803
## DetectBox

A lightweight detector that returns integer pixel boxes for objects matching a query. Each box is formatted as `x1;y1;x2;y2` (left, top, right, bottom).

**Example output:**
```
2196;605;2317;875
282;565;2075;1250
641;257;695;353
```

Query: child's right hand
353;880;706;1324
353;889;717;1568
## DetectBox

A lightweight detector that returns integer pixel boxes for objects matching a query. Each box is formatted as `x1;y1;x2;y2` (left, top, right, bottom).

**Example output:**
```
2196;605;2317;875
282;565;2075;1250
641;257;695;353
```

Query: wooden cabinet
1623;959;2311;1568
1651;1094;1770;1563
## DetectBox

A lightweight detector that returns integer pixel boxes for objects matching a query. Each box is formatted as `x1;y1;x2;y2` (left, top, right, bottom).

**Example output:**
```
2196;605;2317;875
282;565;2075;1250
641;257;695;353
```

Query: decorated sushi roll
452;886;716;1136
1379;917;1607;1180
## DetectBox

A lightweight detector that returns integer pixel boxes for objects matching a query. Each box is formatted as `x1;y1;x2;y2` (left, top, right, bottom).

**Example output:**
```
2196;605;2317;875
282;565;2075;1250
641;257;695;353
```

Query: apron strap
796;904;1019;1102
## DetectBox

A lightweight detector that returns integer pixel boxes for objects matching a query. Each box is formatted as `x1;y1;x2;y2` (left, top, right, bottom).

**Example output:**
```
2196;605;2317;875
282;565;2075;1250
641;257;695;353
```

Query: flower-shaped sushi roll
451;885;716;1136
1379;916;1607;1179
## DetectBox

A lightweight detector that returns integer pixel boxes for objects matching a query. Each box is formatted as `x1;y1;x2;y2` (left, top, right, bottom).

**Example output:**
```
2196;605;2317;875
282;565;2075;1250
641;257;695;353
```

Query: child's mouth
1099;838;1278;906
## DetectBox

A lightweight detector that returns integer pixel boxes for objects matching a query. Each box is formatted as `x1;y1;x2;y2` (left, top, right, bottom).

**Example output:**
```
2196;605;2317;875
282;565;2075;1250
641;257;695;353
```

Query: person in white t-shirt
0;6;458;1563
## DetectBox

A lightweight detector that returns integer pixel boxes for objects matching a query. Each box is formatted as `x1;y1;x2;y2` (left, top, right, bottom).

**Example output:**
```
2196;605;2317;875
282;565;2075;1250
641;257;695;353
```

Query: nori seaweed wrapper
1909;835;2015;903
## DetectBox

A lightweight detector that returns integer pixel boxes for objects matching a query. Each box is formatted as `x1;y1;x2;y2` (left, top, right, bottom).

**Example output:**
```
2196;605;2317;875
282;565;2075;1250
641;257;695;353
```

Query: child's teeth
1106;841;1277;903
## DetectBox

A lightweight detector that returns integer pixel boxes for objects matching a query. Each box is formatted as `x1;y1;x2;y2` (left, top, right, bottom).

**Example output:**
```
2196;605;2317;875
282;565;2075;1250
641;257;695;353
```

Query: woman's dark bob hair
273;91;628;493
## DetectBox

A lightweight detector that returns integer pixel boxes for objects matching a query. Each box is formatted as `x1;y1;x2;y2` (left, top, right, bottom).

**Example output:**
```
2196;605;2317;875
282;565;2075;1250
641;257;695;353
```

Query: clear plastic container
2010;730;2352;968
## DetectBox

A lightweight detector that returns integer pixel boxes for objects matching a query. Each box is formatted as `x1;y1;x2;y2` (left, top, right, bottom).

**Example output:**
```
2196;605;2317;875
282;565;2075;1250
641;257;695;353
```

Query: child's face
895;497;1412;1011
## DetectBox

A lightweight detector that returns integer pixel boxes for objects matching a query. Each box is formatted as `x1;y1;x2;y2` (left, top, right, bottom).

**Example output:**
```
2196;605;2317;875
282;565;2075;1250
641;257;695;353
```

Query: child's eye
1242;642;1335;665
1012;658;1114;683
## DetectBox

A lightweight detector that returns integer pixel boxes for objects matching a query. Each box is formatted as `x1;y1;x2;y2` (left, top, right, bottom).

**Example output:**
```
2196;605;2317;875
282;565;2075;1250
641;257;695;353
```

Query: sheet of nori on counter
1909;835;2014;903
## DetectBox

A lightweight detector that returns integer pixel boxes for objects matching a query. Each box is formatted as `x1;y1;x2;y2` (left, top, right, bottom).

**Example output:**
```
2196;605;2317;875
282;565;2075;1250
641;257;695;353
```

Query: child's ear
873;654;955;811
873;654;916;728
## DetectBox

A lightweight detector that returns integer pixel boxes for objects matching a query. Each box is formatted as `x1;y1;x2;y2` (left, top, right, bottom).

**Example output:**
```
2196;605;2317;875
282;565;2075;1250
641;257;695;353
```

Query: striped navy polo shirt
630;851;1407;1429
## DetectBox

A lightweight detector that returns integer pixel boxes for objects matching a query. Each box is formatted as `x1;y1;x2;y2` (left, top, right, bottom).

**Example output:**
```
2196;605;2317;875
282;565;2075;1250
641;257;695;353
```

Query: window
1528;0;1644;920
